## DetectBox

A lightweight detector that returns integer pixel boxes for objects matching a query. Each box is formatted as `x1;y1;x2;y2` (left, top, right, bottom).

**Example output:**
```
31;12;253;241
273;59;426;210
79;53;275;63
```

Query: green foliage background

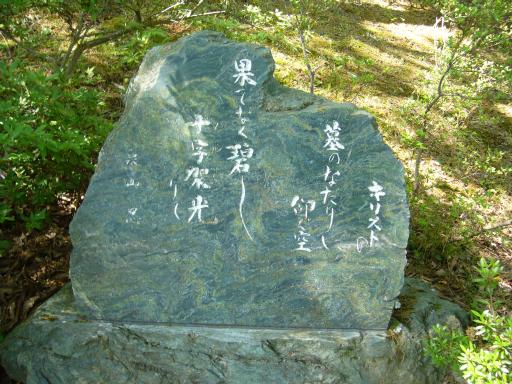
0;62;111;230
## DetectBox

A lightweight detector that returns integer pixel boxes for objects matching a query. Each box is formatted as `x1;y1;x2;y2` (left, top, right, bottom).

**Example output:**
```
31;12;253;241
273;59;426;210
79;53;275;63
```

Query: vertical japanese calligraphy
125;152;141;224
186;114;212;223
289;120;346;252
291;196;316;252
228;58;257;241
169;179;180;220
118;55;395;261
166;114;213;224
357;181;386;252
319;120;344;249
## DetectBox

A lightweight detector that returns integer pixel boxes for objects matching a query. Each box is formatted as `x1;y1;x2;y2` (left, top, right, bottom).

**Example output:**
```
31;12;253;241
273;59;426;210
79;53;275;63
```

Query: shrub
0;61;111;230
425;258;512;383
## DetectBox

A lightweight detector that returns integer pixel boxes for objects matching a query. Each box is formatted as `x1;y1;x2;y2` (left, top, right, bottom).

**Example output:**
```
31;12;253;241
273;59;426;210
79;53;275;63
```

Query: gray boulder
0;278;468;384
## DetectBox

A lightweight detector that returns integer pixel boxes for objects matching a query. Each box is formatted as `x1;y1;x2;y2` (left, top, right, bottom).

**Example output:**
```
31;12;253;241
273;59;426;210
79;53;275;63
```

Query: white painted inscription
125;152;141;223
125;207;141;224
233;59;256;86
319;120;344;249
291;196;316;252
324;121;344;151
228;57;257;241
227;143;254;175
185;114;213;223
188;195;208;223
125;153;138;167
357;181;386;252
191;114;210;134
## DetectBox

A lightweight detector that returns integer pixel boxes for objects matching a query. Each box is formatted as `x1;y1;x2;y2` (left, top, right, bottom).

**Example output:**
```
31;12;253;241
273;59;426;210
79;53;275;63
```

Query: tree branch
0;27;19;44
60;13;88;70
413;33;466;194
160;1;185;15
59;1;223;77
161;10;225;23
442;93;484;100
62;25;140;77
469;220;512;238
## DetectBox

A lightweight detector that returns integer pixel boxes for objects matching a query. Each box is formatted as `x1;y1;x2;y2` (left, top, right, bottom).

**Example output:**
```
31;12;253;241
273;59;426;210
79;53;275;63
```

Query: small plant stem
165;10;225;23
298;29;315;95
489;293;495;316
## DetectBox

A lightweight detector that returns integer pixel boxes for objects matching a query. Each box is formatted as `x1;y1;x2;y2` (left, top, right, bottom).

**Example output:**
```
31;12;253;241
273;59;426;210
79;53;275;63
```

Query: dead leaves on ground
0;220;71;334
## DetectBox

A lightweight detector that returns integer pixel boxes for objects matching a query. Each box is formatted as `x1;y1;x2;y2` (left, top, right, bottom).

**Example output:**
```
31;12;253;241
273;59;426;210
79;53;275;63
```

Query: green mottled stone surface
0;279;468;384
69;31;409;329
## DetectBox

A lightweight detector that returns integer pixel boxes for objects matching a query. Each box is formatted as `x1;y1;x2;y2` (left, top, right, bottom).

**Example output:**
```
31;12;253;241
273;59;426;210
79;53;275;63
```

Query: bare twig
0;31;13;60
314;65;323;73
163;10;225;23
59;12;90;71
0;27;19;44
183;10;225;19
298;29;315;95
183;0;204;18
413;33;466;194
470;220;512;238
444;92;512;102
160;1;185;15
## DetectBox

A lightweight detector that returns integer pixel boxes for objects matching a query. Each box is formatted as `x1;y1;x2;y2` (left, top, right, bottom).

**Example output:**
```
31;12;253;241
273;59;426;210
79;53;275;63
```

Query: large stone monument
70;29;409;329
0;31;467;383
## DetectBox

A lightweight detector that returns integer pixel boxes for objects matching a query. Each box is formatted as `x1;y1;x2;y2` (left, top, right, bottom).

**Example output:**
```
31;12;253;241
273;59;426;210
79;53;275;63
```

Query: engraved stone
69;31;410;329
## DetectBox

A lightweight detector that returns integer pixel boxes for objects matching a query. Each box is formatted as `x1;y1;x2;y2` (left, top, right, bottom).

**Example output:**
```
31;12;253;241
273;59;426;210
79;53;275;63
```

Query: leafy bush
119;27;171;67
459;310;512;383
425;258;512;383
0;0;32;41
426;324;469;371
0;61;111;230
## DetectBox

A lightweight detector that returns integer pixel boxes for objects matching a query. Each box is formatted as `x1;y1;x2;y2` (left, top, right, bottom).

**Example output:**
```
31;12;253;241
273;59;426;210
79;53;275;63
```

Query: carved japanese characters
69;31;409;330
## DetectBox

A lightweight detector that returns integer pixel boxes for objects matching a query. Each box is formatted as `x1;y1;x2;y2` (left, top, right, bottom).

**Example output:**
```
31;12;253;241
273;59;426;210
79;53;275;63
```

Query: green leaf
0;239;10;257
23;210;49;232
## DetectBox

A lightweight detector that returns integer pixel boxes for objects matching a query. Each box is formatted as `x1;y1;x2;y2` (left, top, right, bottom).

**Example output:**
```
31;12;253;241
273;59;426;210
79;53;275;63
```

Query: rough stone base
1;280;468;384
